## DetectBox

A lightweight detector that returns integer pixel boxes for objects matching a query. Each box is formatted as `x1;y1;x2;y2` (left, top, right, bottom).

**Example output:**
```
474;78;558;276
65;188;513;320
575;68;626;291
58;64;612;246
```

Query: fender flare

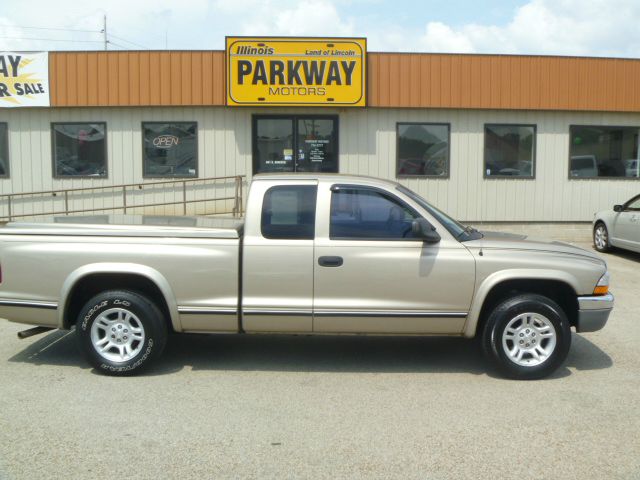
58;263;181;332
463;269;580;338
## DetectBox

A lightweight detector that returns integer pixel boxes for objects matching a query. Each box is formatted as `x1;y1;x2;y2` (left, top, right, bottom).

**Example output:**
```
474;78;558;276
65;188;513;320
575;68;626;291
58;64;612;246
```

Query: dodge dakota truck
0;174;613;379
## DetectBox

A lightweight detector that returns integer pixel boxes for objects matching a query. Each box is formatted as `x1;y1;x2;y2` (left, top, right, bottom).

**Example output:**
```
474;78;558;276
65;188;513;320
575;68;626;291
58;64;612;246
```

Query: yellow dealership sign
226;37;366;107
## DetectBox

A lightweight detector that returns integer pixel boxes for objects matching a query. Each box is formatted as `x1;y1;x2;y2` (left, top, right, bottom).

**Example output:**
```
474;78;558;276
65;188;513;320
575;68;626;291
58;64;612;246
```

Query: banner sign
0;52;50;108
226;37;366;107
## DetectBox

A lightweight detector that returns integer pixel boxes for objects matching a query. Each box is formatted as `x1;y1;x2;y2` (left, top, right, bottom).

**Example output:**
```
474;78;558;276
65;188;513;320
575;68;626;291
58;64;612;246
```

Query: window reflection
52;123;107;177
397;123;449;177
569;126;640;178
484;124;535;178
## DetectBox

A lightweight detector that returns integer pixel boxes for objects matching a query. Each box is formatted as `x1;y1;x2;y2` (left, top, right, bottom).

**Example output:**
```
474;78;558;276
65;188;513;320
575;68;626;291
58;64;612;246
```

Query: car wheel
481;294;571;380
76;290;168;376
593;222;611;252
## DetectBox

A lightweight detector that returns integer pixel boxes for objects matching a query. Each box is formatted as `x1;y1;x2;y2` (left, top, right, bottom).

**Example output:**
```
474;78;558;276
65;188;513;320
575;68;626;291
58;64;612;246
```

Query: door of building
253;115;338;174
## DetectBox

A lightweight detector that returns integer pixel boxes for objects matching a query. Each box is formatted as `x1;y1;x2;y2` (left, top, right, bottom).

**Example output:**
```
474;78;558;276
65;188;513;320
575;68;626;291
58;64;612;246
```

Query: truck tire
481;294;571;380
593;222;611;252
76;290;168;376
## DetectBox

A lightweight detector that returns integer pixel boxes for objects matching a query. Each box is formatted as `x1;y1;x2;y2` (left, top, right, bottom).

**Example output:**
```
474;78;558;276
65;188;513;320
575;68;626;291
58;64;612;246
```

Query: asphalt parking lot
0;239;639;480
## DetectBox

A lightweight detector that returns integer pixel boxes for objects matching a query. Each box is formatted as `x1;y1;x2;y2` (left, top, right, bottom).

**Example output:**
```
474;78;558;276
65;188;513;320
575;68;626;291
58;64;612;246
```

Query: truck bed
0;214;244;239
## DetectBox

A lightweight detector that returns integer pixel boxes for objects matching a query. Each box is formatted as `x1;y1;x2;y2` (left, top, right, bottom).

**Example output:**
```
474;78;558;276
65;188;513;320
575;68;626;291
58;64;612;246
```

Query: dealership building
1;37;639;222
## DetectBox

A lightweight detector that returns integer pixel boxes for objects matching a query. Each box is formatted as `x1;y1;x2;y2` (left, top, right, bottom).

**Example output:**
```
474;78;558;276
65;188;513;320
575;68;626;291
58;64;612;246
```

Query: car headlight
593;270;610;295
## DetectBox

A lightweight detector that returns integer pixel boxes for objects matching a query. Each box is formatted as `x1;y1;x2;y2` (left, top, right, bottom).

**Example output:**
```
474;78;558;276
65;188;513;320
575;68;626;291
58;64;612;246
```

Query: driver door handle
318;256;343;267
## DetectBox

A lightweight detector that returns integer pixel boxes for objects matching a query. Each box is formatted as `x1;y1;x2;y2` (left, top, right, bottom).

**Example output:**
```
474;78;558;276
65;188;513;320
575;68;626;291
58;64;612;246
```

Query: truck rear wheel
481;294;571;380
76;290;167;376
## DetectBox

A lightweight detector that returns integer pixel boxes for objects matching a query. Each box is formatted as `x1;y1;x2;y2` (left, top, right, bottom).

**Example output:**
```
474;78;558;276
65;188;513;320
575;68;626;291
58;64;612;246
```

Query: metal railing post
233;176;240;216
122;186;127;214
64;191;69;215
239;176;244;216
182;181;187;215
7;195;12;221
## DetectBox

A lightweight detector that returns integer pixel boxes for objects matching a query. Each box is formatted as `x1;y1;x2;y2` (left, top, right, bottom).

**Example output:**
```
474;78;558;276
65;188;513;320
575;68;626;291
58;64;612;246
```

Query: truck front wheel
481;294;571;380
76;290;168;375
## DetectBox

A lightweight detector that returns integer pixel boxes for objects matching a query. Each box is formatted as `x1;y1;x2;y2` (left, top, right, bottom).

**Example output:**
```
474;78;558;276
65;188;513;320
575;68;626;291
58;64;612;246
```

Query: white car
593;193;640;253
570;155;598;178
625;159;639;178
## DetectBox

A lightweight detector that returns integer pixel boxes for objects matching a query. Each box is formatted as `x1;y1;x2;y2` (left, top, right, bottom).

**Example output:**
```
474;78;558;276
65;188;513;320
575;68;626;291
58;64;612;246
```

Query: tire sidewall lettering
81;298;136;331
99;339;154;373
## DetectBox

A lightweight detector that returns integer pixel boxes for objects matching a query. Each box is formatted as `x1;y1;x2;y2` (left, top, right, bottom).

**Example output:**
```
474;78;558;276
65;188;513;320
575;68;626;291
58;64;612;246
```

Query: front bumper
576;292;614;333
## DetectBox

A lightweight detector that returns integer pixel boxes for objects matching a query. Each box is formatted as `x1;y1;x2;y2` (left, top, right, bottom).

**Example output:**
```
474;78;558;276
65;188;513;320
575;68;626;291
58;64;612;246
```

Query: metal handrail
1;175;245;221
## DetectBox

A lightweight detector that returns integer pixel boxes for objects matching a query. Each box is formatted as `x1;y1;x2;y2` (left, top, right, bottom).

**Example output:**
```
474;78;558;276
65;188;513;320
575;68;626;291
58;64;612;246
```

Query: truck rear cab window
261;185;317;240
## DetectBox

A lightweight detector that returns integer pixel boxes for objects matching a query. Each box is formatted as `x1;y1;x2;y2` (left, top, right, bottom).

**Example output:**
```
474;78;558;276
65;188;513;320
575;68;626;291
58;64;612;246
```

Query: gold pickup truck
0;174;613;379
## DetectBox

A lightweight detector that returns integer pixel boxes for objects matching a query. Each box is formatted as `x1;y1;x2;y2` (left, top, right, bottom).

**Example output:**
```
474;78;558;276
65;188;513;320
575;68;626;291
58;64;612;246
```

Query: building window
261;185;317;240
253;115;338;174
143;122;197;178
396;123;450;177
0;123;8;177
52;123;107;178
569;125;640;179
484;124;535;178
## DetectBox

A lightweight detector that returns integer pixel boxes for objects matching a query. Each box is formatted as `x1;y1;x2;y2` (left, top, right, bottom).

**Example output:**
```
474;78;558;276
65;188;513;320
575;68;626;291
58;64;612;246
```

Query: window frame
622;194;640;211
252;114;339;175
568;124;640;181
260;184;318;240
483;123;537;180
141;121;199;179
396;122;451;179
0;122;9;178
50;121;108;179
328;184;423;242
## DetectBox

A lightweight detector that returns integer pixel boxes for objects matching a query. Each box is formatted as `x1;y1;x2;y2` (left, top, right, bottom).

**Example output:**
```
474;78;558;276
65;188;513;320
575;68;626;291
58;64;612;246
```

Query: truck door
242;180;318;333
313;182;475;334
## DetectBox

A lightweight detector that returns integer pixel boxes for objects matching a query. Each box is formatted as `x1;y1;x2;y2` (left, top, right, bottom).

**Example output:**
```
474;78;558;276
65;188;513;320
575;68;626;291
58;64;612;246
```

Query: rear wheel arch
60;268;179;332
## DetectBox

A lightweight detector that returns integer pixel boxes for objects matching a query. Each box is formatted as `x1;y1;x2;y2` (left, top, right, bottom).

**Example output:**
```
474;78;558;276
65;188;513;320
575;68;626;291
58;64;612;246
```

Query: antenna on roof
102;15;107;50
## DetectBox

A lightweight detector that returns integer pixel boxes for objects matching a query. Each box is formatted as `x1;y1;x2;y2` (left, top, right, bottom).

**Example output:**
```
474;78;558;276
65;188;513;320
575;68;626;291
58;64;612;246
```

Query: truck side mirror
412;218;441;243
613;204;623;212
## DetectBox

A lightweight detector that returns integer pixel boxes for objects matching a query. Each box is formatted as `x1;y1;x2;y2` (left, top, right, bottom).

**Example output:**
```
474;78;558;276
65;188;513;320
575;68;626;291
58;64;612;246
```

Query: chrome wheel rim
90;308;145;363
501;313;557;367
594;225;608;250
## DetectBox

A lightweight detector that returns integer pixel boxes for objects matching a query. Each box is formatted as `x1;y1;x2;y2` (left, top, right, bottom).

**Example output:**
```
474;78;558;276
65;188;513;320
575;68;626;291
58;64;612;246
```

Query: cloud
214;0;354;37
0;0;639;58
419;22;476;54
417;0;640;57
0;0;210;50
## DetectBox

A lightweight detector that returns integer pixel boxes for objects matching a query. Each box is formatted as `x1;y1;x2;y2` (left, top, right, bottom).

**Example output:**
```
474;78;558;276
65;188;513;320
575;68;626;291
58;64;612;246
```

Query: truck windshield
396;185;482;241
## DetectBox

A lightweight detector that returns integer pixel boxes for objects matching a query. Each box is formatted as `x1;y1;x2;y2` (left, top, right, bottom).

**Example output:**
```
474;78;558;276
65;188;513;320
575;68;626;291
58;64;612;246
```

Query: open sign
153;135;179;148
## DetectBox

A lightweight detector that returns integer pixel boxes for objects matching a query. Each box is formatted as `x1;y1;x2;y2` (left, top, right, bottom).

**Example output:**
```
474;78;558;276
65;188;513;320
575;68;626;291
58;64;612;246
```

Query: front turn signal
593;285;609;295
593;271;610;295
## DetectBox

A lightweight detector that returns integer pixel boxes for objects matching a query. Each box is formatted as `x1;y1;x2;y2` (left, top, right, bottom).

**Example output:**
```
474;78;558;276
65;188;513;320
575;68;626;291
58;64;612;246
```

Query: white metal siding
1;106;639;221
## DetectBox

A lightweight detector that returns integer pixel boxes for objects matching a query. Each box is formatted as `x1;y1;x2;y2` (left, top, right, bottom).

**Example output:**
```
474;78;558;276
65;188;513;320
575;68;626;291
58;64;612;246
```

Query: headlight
593;271;610;295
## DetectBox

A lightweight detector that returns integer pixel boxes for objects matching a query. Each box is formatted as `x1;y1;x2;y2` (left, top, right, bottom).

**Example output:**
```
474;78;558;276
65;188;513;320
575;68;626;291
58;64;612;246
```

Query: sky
0;0;639;57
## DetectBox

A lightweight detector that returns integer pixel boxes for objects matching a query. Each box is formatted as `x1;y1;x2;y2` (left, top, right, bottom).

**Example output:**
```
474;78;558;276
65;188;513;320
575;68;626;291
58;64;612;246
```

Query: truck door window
261;185;317;240
330;187;420;240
